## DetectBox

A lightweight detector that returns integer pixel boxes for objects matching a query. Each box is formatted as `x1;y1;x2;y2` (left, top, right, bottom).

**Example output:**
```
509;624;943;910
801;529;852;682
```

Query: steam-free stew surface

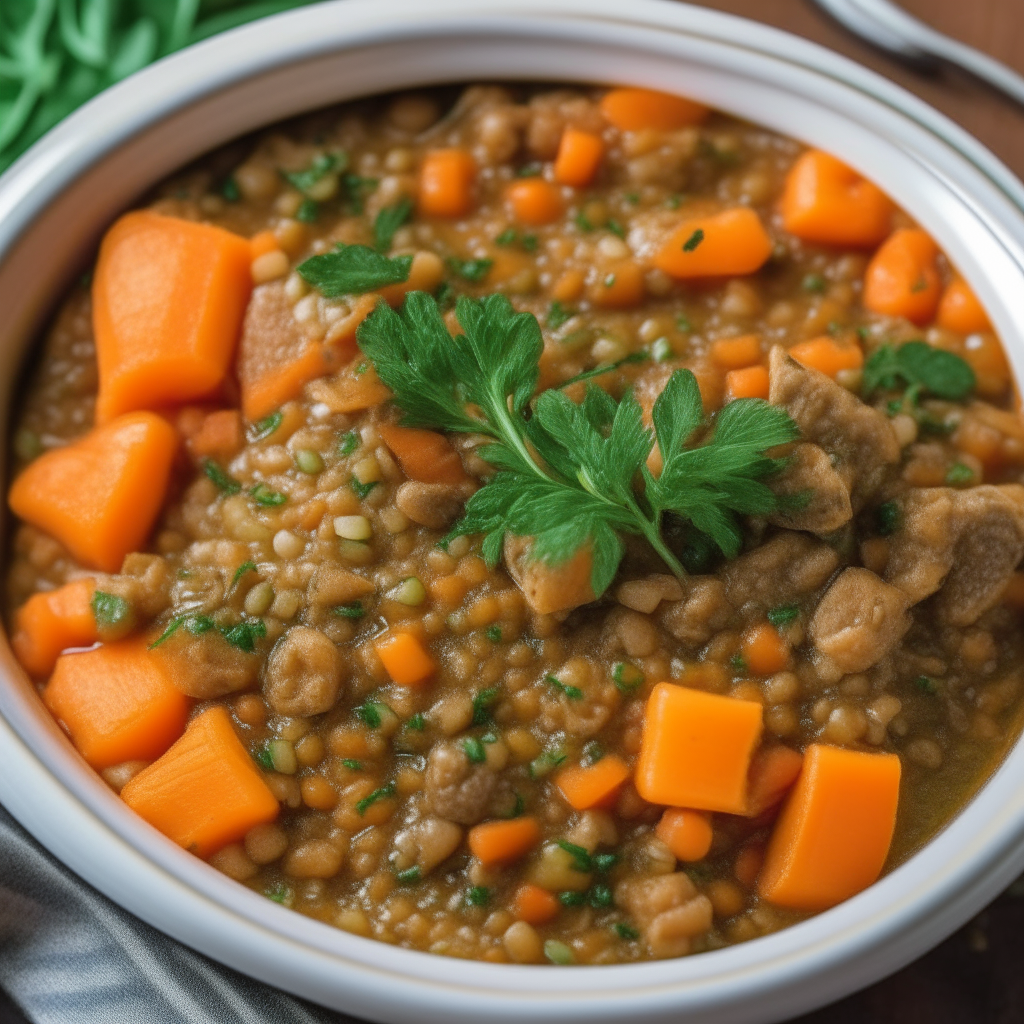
8;84;1024;966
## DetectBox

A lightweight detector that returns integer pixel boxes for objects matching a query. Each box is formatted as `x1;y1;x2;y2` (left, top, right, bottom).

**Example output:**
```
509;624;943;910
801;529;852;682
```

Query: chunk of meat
809;568;911;674
504;535;595;615
154;630;258;699
769;346;899;510
884;485;1024;626
263;626;344;715
615;872;714;958
392;816;464;875
720;532;839;616
395;481;475;530
768;443;853;535
659;577;733;646
424;741;500;825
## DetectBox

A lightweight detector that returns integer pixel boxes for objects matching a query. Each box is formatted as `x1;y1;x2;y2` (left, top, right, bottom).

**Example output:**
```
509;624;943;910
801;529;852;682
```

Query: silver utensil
813;0;1024;108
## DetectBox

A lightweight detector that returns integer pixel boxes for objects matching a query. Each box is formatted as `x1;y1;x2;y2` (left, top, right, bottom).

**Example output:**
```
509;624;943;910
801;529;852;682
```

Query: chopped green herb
472;687;500;726
857;326;871;341
296;198;319;223
529;749;567;779
666;195;682;210
651;337;673;362
203;458;241;494
254;744;275;771
355;701;385;728
221;177;240;202
338;430;360;456
396;866;421;884
406;712;426;731
612;662;644;693
250;411;283;441
544;940;574;965
341;759;363;771
521;234;538;252
876;501;901;536
186;615;215;635
480;731;498;745
555;351;649;391
343;173;378;214
767;604;800;628
505;792;525;818
282;152;342;194
682;228;704;252
558;891;586;907
607;218;626;238
582;741;604;766
916;675;937;694
90;590;130;628
730;652;748;674
588;884;613;908
603;273;617;288
222;619;266;653
910;275;929;294
351;478;378;499
802;272;827;294
462;737;486;763
434;280;455;310
374;196;414;252
556;839;593;873
446;257;493;283
863;341;975;401
547;301;575;330
495;228;518;246
517;163;542;177
332;602;365;619
676;313;692;332
547;673;584;701
485;624;502;643
613;923;640;940
593;852;619;873
574;211;594;232
231;560;257;590
265;882;293;906
298;244;412;297
946;462;974;485
624;191;640;204
148;617;183;649
251;483;287;506
356;781;396;815
466;885;491;906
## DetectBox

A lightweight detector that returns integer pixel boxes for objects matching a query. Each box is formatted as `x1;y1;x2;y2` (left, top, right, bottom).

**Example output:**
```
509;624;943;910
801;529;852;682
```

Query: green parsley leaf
547;301;575;330
203;458;240;494
149;617;183;649
396;866;421;884
546;673;584;700
612;661;644;692
607;219;626;238
265;882;293;906
613;923;639;940
556;839;593;872
254;744;275;771
682;229;704;252
863;341;975;401
495;228;518;246
529;749;567;778
767;603;800;628
446;257;493;283
231;560;257;589
251;483;287;506
946;462;974;485
222;618;266;653
588;884;613;908
296;198;318;223
485;624;502;643
250;411;283;441
186;615;215;635
298;244;412;297
343;173;378;214
351;478;378;499
582;741;604;766
356;781;396;815
472;687;500;726
331;601;365;619
559;891;585;907
462;737;486;763
221;177;240;202
730;652;748;674
466;885;490;906
374;196;414;252
406;712;426;731
282;152;344;194
355;701;384;728
915;675;937;694
341;758;363;771
802;272;826;294
91;590;130;628
593;852;618;873
876;500;901;536
338;430;360;455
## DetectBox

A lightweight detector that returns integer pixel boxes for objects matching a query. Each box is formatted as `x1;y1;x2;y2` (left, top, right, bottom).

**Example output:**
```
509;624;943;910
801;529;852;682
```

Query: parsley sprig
863;341;975;401
356;292;797;598
298;244;411;297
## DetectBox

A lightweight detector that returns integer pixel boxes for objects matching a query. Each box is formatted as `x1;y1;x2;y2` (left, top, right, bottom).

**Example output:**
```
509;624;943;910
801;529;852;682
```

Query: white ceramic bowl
3;2;1024;1022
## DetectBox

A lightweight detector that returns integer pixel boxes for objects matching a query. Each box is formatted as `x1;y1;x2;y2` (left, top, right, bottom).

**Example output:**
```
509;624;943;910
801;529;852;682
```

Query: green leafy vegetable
466;885;490;906
203;458;240;494
547;301;575;330
338;430;360;455
682;229;704;252
593;852;618;873
495;228;517;246
546;674;583;701
374;196;414;252
802;272;826;294
876;500;901;536
222;619;266;653
230;560;257;589
863;341;975;401
187;615;215;635
613;923;639;940
250;483;287;507
612;661;644;693
730;652;748;674
946;462;974;485
355;701;385;728
406;712;425;731
282;152;343;194
341;758;363;771
915;675;937;695
356;781;396;815
484;624;502;643
343;173;378;213
221;177;240;202
558;891;585;907
767;603;799;628
396;866;421;884
588;884;613;908
356;292;798;601
462;737;486;763
472;687;500;726
607;219;626;238
446;257;493;283
556;839;593;872
265;882;293;906
298;244;412;297
296;198;318;223
351;478;378;499
254;744;275;771
582;741;604;765
331;601;365;619
90;590;130;628
250;411;283;441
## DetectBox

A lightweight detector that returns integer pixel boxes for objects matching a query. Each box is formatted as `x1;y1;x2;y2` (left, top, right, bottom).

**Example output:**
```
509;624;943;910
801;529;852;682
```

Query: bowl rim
2;2;1024;1022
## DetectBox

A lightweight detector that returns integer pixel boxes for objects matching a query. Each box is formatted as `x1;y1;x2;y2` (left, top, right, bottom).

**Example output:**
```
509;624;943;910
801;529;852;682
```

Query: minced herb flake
332;602;364;619
356;782;396;815
91;590;130;627
767;604;800;628
203;458;240;494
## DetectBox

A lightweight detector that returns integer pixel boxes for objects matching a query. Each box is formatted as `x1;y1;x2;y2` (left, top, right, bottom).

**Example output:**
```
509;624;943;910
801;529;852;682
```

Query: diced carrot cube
11;578;97;678
374;631;436;686
555;756;631;810
711;334;761;370
599;88;709;131
741;622;790;675
725;365;770;401
8;412;179;573
506;178;563;226
734;843;765;887
553;128;604;187
428;574;470;607
746;745;804;817
249;230;279;259
551;269;585;302
513;883;560;925
636;683;763;814
378;423;471;485
655;808;713;861
588;261;645;308
419;149;476;218
653;208;773;279
468;817;542;866
758;743;901;911
937;278;992;335
187;409;244;461
788;337;864;378
863;228;941;325
44;637;190;770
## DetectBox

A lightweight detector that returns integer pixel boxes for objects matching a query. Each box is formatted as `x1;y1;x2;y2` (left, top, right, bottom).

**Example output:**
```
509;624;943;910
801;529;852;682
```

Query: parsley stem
623;495;688;583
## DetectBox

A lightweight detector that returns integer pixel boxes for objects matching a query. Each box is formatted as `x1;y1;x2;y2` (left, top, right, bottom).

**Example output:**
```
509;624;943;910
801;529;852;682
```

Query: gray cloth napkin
0;805;362;1024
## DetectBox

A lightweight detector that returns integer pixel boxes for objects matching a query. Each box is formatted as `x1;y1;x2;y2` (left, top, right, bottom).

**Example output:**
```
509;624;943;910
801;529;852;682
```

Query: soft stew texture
7;84;1024;966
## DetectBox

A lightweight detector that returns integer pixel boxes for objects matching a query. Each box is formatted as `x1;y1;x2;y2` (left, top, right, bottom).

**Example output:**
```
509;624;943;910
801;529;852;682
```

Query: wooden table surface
690;4;1024;1021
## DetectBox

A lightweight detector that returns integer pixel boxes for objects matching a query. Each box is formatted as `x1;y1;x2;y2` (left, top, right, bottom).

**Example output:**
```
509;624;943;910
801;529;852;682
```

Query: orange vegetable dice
506;178;563;226
468;817;542;866
419;149;476;218
555;755;631;810
121;705;279;858
92;211;252;422
374;631;436;686
937;278;992;335
758;744;901;911
656;808;713;862
711;334;761;370
378;423;471;486
248;230;279;259
553;128;604;187
44;637;190;770
863;228;941;325
599;88;708;131
653;208;773;279
636;683;763;814
187;409;244;461
780;150;894;247
741;622;790;675
8;412;179;573
513;883;560;925
746;745;804;817
588;261;646;309
725;365;770;401
11;578;97;678
788;337;864;378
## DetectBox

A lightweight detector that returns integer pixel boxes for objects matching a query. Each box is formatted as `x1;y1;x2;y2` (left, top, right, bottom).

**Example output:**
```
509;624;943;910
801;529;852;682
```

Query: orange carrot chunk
506;178;563;226
248;230;279;260
8;412;178;574
44;637;190;770
513;883;560;925
187;409;244;461
780;150;894;247
863;228;942;325
937;278;992;335
374;631;436;686
600;88;709;131
653;208;773;279
741;622;790;675
553;128;605;187
636;683;763;814
92;211;252;422
656;808;713;862
555;756;631;811
746;745;804;817
788;337;864;378
121;706;278;858
711;334;761;370
588;261;646;309
11;578;97;678
419;149;476;218
725;365;770;401
378;423;471;486
758;743;901;911
468;816;542;866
